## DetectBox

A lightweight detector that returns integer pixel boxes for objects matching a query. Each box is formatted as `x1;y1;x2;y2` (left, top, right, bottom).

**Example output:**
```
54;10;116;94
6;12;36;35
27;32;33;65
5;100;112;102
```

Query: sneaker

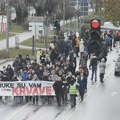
58;103;61;107
100;80;104;83
80;99;83;102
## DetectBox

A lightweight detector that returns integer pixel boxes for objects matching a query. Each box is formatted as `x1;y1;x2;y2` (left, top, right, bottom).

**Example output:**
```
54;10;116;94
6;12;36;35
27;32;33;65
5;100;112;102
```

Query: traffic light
89;18;101;53
90;19;101;38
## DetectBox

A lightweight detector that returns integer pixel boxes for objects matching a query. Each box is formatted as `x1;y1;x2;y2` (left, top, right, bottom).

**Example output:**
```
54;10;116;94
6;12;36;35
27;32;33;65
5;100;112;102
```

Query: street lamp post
76;0;79;32
6;0;9;50
63;0;65;32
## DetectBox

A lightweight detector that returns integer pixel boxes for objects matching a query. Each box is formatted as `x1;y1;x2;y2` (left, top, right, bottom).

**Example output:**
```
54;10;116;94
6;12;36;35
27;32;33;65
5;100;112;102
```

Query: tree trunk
16;7;22;24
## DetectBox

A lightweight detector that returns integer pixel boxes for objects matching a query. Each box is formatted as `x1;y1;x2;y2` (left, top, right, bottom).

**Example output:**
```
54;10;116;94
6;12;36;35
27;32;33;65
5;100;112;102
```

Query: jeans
70;94;77;108
91;66;97;81
100;73;105;82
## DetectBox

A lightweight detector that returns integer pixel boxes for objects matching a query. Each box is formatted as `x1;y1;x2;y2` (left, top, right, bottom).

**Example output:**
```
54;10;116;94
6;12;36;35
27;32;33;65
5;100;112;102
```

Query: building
70;0;89;16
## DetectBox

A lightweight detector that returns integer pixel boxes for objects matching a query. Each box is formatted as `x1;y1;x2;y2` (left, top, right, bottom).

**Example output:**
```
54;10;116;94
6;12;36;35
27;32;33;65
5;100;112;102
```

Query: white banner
0;81;55;96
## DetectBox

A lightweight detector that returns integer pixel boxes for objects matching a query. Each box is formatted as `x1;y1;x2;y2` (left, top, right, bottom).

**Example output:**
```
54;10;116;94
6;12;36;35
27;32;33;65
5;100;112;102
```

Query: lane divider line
5;63;115;120
59;64;115;120
6;103;29;120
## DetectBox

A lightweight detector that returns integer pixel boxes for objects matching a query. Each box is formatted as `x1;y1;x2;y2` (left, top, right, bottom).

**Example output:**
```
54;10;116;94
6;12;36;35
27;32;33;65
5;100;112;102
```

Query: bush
0;50;10;59
23;19;29;30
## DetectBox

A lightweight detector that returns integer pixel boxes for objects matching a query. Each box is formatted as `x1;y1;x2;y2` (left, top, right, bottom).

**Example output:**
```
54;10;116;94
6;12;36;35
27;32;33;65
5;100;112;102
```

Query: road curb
0;60;8;65
0;59;14;66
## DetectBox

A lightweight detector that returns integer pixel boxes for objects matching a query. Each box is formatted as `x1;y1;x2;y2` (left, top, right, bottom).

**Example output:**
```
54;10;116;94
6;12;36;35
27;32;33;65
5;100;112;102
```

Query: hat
101;58;105;62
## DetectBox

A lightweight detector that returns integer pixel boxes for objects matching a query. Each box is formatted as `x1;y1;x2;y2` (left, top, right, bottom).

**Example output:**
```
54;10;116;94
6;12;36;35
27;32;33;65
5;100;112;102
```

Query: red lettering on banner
12;87;19;96
46;86;52;95
26;87;32;95
39;87;45;95
20;87;26;96
33;87;39;95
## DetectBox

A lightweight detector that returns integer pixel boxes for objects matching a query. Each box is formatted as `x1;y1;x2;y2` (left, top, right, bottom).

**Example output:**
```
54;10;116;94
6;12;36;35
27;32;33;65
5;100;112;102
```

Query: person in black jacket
6;64;14;80
12;57;20;74
1;74;8;81
53;77;64;106
99;44;108;62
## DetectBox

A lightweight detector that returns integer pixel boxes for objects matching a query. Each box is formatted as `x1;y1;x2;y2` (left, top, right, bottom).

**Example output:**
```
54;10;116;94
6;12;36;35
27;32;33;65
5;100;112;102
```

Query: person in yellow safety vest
68;79;78;108
75;37;80;57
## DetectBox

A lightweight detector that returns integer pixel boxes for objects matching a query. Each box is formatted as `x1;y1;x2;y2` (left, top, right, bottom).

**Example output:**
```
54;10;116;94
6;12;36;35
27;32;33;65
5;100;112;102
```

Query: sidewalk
0;31;50;50
19;45;48;50
0;31;32;50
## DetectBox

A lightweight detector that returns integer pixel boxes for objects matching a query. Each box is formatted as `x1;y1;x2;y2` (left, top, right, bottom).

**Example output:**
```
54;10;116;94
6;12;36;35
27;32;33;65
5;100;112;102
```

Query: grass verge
10;23;27;33
0;48;33;59
20;37;52;48
0;23;27;40
0;33;15;41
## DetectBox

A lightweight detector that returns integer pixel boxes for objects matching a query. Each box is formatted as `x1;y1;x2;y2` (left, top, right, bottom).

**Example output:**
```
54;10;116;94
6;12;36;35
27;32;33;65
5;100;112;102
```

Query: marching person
79;38;84;58
77;71;87;102
82;65;89;92
68;78;78;108
53;77;64;106
89;53;99;84
99;58;106;83
105;34;110;52
99;44;108;62
36;49;42;64
32;74;39;104
75;36;80;57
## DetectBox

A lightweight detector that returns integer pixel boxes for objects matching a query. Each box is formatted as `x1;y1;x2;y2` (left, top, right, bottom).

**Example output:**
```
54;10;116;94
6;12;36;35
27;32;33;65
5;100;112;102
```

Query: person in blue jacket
21;69;28;81
105;34;110;52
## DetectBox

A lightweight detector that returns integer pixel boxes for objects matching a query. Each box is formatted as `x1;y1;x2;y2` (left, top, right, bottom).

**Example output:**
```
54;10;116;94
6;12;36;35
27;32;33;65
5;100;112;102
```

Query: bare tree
10;0;28;24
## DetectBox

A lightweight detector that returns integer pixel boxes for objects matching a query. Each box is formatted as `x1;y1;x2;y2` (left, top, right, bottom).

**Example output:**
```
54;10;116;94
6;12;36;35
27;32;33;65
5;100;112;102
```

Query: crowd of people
0;29;119;108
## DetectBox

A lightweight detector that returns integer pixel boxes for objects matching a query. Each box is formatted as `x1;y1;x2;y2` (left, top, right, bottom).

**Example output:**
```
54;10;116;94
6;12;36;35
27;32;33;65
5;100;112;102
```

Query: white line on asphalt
5;63;115;120
62;63;115;120
56;63;115;120
77;63;114;107
5;103;29;120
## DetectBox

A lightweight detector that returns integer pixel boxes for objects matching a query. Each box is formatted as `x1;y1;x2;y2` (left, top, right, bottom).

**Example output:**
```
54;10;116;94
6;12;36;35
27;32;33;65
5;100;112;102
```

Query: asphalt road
67;63;120;120
0;50;120;120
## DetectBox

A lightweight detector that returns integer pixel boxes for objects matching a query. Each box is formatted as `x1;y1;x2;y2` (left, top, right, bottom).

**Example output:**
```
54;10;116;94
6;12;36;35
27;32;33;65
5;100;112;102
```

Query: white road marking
5;103;29;120
4;57;115;120
111;92;119;97
62;63;115;120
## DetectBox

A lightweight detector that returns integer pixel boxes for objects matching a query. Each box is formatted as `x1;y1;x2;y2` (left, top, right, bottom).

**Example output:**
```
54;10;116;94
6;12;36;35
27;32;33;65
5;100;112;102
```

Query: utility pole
63;0;65;32
83;1;85;25
44;16;48;53
76;0;79;32
6;0;9;50
79;0;82;34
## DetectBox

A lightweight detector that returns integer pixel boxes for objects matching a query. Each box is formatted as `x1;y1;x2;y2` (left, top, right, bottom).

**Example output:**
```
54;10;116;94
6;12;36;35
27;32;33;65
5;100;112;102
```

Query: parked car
114;55;120;75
